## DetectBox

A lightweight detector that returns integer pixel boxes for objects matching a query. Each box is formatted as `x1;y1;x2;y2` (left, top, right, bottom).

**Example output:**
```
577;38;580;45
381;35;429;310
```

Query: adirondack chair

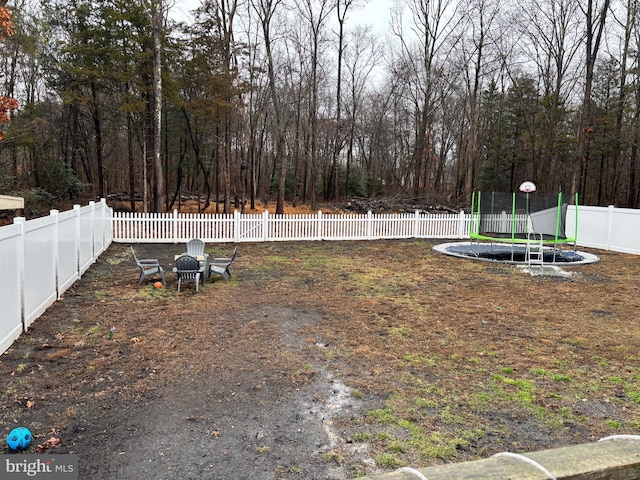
131;247;165;285
209;246;238;282
174;254;201;292
186;238;209;282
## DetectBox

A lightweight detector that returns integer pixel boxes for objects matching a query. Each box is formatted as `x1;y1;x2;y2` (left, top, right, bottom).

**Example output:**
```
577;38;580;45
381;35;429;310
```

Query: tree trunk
152;0;165;212
127;111;136;212
90;80;105;199
256;0;287;214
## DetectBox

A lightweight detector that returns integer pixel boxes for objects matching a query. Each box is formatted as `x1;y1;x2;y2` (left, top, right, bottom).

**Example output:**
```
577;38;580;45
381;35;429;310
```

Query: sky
351;0;393;34
169;0;394;35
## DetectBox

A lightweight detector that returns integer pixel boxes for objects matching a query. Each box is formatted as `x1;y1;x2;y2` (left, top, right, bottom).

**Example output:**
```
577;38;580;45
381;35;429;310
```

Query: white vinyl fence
0;199;112;355
567;205;640;255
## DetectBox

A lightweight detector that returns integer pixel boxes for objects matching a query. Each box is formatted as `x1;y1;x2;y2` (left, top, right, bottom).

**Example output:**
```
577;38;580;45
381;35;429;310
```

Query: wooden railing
357;435;640;479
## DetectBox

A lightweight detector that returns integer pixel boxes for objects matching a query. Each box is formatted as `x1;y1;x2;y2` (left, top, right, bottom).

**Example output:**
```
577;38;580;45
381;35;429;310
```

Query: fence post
99;198;108;249
413;211;420;238
317;210;323;240
459;210;466;238
88;201;96;257
367;211;373;240
607;205;615;250
14;217;26;332
50;209;60;299
173;209;179;244
234;210;240;243
262;211;269;242
73;205;80;276
96;200;103;250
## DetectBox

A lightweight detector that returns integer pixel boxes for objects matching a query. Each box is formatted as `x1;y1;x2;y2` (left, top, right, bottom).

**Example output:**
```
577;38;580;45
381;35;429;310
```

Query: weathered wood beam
358;436;640;480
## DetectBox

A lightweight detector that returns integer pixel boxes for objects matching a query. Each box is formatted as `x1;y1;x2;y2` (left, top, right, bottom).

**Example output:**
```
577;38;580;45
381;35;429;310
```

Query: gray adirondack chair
131;247;165;285
174;254;201;292
186;238;209;282
209;246;238;282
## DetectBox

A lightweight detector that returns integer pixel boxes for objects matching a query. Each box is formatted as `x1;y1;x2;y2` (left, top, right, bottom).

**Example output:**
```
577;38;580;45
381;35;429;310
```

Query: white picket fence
112;206;640;255
112;209;471;243
0;199;113;355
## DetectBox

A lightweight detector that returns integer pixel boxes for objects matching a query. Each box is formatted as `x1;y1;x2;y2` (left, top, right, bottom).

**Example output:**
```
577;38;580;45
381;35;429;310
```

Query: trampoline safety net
471;191;576;243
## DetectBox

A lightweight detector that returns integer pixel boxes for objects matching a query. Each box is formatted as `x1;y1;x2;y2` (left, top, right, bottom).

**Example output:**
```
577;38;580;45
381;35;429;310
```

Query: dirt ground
1;239;640;479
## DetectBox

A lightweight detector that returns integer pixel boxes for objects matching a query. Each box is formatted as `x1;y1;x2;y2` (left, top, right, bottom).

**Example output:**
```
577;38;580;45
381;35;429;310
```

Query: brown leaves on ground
36;436;62;452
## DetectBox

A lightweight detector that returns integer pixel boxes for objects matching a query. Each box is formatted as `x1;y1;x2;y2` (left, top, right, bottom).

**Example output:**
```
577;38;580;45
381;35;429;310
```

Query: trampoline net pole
574;192;579;251
471;191;477;238
555;191;562;243
511;192;516;243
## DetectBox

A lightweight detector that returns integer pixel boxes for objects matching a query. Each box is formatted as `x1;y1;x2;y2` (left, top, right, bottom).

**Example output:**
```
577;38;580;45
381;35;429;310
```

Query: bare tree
251;0;288;214
328;0;358;201
297;0;334;210
458;0;503;201
216;0;243;213
343;24;377;197
389;0;461;198
572;0;612;200
610;0;637;205
514;0;581;191
629;0;640;208
242;3;271;210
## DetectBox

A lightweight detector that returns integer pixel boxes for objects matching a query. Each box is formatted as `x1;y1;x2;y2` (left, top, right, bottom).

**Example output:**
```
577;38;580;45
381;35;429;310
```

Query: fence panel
0;223;23;354
567;205;606;249
56;209;80;296
277;214;319;241
93;199;111;255
415;213;467;238
321;213;366;240
370;213;414;239
236;212;264;242
145;212;173;242
608;208;640;254
22;216;57;329
78;204;97;274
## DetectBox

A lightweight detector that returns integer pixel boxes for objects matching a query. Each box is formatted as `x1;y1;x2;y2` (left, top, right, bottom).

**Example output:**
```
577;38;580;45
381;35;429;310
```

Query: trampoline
434;187;599;265
433;241;599;265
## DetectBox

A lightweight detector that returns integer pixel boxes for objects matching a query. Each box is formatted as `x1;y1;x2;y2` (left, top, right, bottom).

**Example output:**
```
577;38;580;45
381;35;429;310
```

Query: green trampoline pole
555;191;562;243
476;191;482;237
470;191;477;237
511;192;516;242
574;192;579;251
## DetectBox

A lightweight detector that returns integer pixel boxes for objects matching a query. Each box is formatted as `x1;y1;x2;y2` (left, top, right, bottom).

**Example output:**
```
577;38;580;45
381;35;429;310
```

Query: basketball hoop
519;181;537;193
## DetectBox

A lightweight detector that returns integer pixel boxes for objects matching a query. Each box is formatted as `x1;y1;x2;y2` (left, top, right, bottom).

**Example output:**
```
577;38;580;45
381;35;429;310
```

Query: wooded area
0;0;638;214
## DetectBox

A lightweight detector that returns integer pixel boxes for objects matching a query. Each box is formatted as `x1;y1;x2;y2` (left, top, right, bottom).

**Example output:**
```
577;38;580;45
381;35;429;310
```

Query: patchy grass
1;240;639;476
